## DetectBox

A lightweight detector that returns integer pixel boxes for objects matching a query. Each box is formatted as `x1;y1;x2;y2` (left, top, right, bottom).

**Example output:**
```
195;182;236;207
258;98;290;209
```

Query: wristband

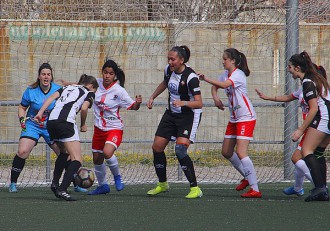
184;101;188;106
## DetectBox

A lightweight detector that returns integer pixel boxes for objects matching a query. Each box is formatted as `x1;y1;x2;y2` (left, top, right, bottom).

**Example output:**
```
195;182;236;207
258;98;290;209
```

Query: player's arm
198;74;232;89
211;85;225;110
80;101;90;132
35;91;60;121
147;81;167;109
255;89;295;102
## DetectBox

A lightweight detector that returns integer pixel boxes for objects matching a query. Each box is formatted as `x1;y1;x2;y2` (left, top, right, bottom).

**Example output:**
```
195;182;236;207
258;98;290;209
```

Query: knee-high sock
294;159;313;191
11;155;26;183
153;151;167;182
228;152;245;178
241;156;259;192
105;155;120;177
176;144;197;187
304;154;325;188
52;152;69;184
314;147;327;187
94;163;107;186
317;156;327;187
58;160;81;192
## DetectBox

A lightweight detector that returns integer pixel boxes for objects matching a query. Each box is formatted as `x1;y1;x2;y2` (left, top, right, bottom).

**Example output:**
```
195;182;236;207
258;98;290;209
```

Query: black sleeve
188;76;201;96
57;87;64;95
85;92;95;108
302;80;317;103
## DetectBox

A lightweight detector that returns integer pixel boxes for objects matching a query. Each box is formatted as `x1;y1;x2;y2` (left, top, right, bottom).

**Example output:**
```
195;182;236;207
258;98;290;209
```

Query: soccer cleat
304;187;329;202
88;184;110;195
56;190;76;201
9;183;18;193
51;181;60;198
185;186;203;199
283;186;304;196
114;175;125;191
147;182;169;196
236;179;249;191
74;185;88;193
241;188;262;198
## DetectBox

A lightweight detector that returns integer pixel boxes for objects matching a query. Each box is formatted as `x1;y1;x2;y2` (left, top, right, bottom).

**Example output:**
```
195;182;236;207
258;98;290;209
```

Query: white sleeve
120;89;135;109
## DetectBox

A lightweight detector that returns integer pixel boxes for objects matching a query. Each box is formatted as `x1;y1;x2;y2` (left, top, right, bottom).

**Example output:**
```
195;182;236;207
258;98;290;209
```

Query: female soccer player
9;63;62;193
198;48;261;198
255;64;328;196
88;59;142;195
289;51;330;202
146;45;203;199
35;74;98;201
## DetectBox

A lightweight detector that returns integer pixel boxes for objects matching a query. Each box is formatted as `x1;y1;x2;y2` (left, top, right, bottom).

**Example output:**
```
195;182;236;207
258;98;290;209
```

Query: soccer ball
74;167;95;189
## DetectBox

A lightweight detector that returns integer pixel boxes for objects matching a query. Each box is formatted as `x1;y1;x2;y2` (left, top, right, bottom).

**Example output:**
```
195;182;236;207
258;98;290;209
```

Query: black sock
64;159;77;186
178;156;197;187
11;155;26;183
58;160;81;192
314;147;327;186
153;151;167;182
304;154;325;188
52;152;69;184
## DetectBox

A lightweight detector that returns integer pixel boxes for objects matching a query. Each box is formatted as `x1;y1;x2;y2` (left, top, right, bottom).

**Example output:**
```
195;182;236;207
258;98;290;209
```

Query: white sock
105;155;120;177
241;156;259;192
295;159;313;184
293;168;304;191
228;152;245;178
94;163;107;186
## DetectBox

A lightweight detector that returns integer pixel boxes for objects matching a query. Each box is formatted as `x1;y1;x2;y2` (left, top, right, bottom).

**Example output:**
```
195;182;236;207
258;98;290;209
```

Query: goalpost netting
0;0;330;187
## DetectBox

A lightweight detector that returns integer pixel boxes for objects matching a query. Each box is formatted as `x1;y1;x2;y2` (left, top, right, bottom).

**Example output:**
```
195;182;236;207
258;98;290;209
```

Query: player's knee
175;144;188;160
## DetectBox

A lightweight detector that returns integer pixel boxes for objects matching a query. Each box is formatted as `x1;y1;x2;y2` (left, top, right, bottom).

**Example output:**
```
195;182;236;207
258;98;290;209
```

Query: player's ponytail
78;74;99;89
224;48;250;76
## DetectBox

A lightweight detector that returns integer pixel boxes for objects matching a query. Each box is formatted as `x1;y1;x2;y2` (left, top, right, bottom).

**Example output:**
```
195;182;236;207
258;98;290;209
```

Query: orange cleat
236;179;249;191
241;188;262;198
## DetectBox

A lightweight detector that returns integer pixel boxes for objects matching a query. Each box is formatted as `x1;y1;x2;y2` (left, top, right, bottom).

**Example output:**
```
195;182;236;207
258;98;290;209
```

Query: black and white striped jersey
164;64;201;113
49;85;95;123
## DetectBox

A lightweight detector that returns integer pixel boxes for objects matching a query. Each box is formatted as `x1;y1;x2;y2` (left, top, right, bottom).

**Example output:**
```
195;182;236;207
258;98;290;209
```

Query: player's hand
80;125;87;132
197;73;206;81
34;113;43;122
19;117;26;132
135;95;142;105
172;100;184;108
214;99;225;111
291;128;303;142
147;97;154;109
255;89;269;100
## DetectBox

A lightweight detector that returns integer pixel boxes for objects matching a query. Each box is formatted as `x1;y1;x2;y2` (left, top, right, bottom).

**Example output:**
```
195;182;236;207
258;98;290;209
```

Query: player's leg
88;152;110;195
222;122;249;191
103;130;124;191
175;138;203;199
147;136;170;195
9;137;37;192
283;149;307;196
57;140;82;201
315;136;330;187
302;128;328;202
147;111;173;196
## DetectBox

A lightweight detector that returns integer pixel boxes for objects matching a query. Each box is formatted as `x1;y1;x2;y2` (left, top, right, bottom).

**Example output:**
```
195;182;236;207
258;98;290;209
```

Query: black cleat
56;190;77;201
51;182;60;198
304;187;329;202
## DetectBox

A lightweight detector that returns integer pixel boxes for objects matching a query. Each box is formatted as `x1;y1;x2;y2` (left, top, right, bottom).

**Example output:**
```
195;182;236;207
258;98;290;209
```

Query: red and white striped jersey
93;78;135;131
218;69;256;122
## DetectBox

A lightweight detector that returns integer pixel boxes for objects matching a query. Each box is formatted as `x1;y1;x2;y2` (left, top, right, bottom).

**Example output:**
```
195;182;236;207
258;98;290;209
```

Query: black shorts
155;109;201;143
47;120;76;141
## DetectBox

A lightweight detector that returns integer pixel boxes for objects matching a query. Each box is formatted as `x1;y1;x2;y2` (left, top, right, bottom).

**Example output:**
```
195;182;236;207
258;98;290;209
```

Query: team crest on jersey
113;95;118;100
169;83;177;94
